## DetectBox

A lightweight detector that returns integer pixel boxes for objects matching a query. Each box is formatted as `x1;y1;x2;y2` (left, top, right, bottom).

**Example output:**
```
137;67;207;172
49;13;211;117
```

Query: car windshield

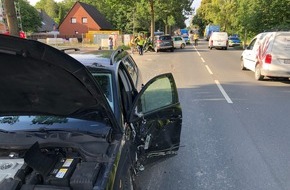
229;37;240;40
0;115;107;132
159;36;172;40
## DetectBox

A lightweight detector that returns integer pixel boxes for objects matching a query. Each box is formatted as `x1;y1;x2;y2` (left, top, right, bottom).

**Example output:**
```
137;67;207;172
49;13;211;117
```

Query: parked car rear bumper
261;64;290;77
229;43;241;47
156;46;173;50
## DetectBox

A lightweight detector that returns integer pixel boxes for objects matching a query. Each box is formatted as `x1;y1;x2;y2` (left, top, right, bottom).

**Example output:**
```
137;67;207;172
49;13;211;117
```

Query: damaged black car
0;35;182;190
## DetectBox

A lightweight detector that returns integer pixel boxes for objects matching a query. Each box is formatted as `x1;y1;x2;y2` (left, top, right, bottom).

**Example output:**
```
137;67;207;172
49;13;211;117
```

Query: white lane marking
205;65;213;75
214;80;233;104
194;46;201;56
194;46;233;104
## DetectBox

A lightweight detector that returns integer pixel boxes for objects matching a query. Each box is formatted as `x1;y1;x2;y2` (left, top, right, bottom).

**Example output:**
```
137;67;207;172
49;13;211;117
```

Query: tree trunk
3;0;19;36
149;0;154;39
165;16;168;34
243;29;247;49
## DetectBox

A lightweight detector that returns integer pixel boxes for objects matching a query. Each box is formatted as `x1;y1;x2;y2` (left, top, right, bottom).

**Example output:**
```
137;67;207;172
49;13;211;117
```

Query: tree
194;0;290;42
191;12;206;36
57;0;77;24
35;0;58;22
57;0;193;35
3;0;19;36
149;0;155;39
19;0;42;32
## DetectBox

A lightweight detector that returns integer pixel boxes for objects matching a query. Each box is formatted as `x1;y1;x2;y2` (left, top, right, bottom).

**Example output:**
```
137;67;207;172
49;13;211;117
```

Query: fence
28;32;129;50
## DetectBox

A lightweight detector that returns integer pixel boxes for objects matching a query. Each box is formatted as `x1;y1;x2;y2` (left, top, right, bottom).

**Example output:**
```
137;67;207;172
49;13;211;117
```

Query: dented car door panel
129;73;182;160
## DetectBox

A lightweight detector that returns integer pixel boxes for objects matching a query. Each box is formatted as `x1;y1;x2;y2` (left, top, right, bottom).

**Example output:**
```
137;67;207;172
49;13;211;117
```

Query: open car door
129;73;182;160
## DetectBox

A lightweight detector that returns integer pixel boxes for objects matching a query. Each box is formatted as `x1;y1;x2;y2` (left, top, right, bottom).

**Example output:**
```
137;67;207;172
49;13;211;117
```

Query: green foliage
19;0;42;32
117;44;130;50
194;0;290;40
54;0;192;34
191;12;206;36
35;0;58;22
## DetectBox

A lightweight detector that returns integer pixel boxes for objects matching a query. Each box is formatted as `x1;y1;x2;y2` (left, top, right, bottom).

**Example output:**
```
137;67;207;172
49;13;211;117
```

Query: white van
208;32;228;50
241;31;290;80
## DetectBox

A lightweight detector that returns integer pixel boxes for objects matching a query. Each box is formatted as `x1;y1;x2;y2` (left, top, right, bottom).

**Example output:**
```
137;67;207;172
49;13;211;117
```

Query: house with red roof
58;1;113;37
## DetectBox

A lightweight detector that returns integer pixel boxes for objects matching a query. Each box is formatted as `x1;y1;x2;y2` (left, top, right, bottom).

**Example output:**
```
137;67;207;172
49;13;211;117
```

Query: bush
117;44;130;50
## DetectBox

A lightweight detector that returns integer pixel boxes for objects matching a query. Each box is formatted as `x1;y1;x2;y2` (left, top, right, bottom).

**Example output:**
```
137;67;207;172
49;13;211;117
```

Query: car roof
68;49;129;73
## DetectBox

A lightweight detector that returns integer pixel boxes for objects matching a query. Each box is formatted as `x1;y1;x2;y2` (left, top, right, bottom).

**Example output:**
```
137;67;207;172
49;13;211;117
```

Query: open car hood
0;35;120;133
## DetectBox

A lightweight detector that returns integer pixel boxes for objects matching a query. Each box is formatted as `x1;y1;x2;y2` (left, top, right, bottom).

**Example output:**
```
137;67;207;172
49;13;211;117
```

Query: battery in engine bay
44;157;79;186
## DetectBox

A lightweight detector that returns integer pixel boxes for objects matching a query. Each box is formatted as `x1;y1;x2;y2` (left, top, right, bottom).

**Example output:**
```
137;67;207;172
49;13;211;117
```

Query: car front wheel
255;64;264;80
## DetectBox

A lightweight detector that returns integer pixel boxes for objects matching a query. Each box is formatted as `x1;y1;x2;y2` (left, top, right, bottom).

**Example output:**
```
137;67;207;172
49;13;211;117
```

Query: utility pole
3;0;19;36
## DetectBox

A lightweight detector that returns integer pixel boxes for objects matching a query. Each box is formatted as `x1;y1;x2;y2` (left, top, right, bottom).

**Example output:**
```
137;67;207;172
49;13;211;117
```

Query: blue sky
185;0;202;26
28;0;63;6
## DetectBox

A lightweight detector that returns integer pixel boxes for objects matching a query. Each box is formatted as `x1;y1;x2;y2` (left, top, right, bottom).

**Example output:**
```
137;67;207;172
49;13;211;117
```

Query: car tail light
265;54;272;64
157;40;162;43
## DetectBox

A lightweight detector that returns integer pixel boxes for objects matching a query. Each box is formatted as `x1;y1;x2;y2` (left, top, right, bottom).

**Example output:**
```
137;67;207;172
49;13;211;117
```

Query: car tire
181;44;185;49
241;58;247;70
255;64;264;80
210;47;212;50
171;48;174;52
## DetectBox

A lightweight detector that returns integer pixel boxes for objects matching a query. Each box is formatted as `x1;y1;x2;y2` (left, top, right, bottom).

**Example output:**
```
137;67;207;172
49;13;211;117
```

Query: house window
71;17;76;24
82;17;87;24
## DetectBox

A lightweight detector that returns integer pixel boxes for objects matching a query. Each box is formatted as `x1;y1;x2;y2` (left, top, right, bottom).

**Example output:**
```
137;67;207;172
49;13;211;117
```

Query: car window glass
248;38;257;50
137;77;173;114
118;67;134;119
122;57;138;87
160;36;172;40
92;73;114;111
118;68;132;92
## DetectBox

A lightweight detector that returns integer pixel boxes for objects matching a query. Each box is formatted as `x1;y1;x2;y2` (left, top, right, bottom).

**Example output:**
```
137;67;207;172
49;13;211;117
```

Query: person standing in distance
108;37;113;50
136;34;145;55
194;33;199;46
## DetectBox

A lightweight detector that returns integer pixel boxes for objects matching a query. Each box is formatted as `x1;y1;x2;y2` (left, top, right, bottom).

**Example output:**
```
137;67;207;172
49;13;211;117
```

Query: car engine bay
0;142;107;190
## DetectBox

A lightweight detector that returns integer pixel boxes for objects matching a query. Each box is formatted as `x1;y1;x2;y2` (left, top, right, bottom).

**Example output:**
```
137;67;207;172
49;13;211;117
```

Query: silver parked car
172;36;186;49
154;35;174;52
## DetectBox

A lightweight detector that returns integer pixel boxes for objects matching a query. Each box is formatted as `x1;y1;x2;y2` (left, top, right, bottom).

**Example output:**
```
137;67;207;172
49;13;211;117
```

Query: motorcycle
143;38;155;53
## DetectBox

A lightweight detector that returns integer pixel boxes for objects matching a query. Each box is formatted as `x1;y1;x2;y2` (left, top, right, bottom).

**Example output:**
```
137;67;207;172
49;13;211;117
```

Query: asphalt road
132;40;290;190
